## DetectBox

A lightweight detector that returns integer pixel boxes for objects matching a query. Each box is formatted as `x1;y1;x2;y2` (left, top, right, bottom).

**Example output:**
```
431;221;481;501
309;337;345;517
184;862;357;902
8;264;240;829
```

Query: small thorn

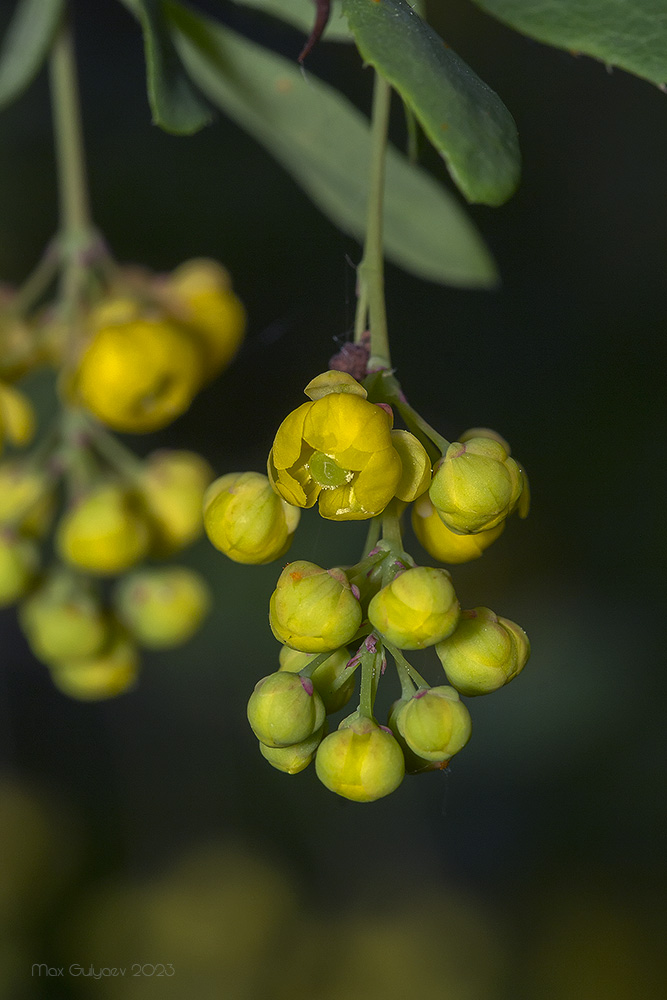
298;0;331;63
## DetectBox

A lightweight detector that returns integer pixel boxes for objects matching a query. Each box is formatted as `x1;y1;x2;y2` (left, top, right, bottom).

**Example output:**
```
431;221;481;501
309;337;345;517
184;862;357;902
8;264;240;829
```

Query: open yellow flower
268;391;402;520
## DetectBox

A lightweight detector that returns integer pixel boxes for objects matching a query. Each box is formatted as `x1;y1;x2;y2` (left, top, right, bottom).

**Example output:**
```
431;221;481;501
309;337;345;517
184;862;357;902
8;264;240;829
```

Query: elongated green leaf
165;1;497;287
228;0;425;41
118;0;212;133
342;0;520;206
229;0;352;40
470;0;667;88
0;0;64;110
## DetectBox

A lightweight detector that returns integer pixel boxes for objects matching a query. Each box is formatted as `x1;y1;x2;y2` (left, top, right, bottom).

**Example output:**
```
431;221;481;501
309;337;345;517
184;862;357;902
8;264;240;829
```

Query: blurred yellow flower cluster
0;254;245;699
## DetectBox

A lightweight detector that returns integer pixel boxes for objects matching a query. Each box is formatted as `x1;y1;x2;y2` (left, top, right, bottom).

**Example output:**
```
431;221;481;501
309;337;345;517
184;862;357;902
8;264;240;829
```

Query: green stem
381;501;403;551
358;650;376;720
361;515;382;558
48;7;95;354
354;72;392;370
394;656;417;701
395;398;450;458
384;640;429;690
90;423;146;481
12;242;61;315
49;12;92;244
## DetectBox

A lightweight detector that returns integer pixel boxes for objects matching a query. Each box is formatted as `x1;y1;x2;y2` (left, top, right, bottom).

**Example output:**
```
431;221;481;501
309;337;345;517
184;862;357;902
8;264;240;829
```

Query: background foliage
1;0;666;996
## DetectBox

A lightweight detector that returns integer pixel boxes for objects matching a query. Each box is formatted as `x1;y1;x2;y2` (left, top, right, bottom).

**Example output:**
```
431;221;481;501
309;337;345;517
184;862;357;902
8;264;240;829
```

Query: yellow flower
56;483;151;576
268;383;402;520
161;258;246;378
204;471;299;564
411;495;504;564
140;449;214;556
315;716;405;802
429;433;527;534
0;382;36;448
70;313;204;433
48;634;139;701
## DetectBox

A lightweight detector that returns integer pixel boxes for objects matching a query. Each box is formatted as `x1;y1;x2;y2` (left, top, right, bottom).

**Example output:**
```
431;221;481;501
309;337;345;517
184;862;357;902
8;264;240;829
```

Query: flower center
308;451;352;489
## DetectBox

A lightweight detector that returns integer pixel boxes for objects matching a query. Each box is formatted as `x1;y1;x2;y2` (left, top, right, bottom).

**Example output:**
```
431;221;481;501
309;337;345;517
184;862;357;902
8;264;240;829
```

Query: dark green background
1;1;665;997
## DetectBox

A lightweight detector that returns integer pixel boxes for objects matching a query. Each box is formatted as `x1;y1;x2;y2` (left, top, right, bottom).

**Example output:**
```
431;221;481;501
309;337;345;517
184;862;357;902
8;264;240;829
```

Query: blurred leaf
470;0;667;88
342;0;520;206
228;0;425;42
118;0;213;133
166;1;497;287
0;0;63;111
228;0;352;40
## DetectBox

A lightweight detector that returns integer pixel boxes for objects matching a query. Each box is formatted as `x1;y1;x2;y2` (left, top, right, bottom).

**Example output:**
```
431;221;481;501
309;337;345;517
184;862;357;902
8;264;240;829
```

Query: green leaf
0;0;64;111
228;0;353;40
165;1;497;287
342;0;520;206
470;0;667;88
118;0;212;133
228;0;425;42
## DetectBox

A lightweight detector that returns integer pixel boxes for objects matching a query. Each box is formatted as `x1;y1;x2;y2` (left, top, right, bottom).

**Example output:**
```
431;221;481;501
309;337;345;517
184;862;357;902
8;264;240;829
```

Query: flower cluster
0;254;245;698
205;369;530;801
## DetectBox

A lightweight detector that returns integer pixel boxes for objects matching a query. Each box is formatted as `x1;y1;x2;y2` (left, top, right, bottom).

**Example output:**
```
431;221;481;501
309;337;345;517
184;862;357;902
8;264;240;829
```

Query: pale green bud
259;724;326;774
278;645;355;714
436;607;530;696
394;686;472;764
269;561;362;653
0;531;38;606
429;435;524;534
367;566;460;650
48;633;139;701
315;716;405;802
387;698;441;774
19;572;109;662
247;671;326;748
204;471;300;564
113;567;210;648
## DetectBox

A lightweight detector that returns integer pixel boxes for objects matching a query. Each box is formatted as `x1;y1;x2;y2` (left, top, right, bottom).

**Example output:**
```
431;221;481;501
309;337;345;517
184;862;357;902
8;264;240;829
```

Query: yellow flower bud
71;315;204;432
269;560;362;653
279;645;355;714
390;430;431;502
429;434;525;534
19;574;110;663
0;382;36;447
56;483;151;576
48;634;139;701
259;724;326;774
114;567;210;649
368;566;460;650
0;532;39;606
436;607;530;696
248;671;326;748
204;471;300;564
411;495;504;564
140;449;214;556
161;258;246;377
315;717;405;802
303;371;368;400
0;461;54;536
268;379;402;520
393;686;471;764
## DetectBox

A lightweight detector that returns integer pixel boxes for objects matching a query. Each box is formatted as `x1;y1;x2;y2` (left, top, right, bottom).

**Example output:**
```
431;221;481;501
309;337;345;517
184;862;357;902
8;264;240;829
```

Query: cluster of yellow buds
205;369;530;802
1;255;246;698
